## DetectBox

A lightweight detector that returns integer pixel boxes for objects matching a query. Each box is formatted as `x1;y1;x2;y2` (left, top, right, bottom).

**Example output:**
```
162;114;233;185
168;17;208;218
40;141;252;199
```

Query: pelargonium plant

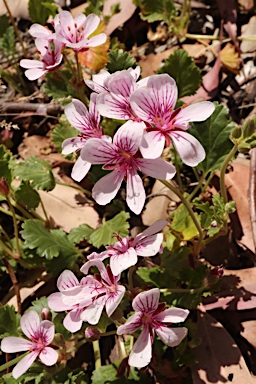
0;4;255;384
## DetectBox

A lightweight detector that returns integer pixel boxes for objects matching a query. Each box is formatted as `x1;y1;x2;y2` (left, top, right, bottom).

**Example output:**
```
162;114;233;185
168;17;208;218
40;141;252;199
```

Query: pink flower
80;121;176;214
130;74;215;166
62;260;126;325
20;38;63;80
93;67;149;121
1;310;58;379
88;219;167;275
54;11;107;51
117;288;189;368
62;94;107;182
47;270;92;333
28;24;54;40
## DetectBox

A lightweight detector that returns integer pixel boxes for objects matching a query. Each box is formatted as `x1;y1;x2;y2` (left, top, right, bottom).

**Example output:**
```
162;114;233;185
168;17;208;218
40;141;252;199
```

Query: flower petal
39;320;55;345
80;259;107;275
39;346;58;366
128;327;152;368
105;284;126;316
29;24;53;39
132;288;160;313
92;170;123;206
97;92;134;120
20;59;44;69
114;121;145;155
170;130;205;167
81;138;115;164
154;308;189;323
64;99;91;132
176;101;215;125
155;326;188;347
110;247;138;276
20;310;40;339
47;292;72;312
138;158;176;180
71;156;91;182
62;137;85;154
126;169;145;215
12;352;38;379
135;219;167;242
82;14;100;38
140;131;165;159
116;312;143;335
1;337;32;353
135;233;163;257
24;68;47;81
86;34;107;48
63;308;83;333
57;270;79;291
80;297;105;325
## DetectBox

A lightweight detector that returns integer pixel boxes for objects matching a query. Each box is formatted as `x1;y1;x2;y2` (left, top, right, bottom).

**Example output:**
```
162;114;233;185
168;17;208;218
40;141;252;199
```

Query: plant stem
100;330;117;337
0;206;25;221
219;144;238;204
93;340;101;369
62;51;76;76
0;239;15;259
187;171;207;202
160;180;203;257
128;266;135;290
119;336;127;359
6;196;20;257
3;257;21;314
174;148;184;192
0;352;29;373
160;287;203;293
3;0;27;58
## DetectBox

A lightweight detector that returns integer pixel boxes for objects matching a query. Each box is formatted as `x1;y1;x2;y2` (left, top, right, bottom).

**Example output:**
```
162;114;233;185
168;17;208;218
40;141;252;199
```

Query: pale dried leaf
103;0;136;35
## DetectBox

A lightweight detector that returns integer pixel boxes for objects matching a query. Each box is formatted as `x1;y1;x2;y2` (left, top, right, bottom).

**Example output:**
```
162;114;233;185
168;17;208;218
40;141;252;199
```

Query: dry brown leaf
220;43;240;74
241;16;256;53
103;0;136;36
191;310;255;384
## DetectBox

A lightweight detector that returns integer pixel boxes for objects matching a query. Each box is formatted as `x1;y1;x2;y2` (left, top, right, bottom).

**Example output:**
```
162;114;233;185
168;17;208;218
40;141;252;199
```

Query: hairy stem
6;196;20;257
219;144;238;204
93;340;101;369
3;257;21;314
0;352;29;373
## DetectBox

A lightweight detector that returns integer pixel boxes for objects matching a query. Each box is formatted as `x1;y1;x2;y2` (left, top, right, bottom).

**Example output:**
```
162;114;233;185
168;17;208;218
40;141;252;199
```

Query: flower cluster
20;11;107;80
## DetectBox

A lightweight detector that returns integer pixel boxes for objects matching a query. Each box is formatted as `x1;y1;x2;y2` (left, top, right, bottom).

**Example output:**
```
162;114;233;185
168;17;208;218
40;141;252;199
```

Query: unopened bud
41;308;51;321
243;118;256;139
231;126;242;140
238;142;251;154
85;327;100;341
0;178;9;196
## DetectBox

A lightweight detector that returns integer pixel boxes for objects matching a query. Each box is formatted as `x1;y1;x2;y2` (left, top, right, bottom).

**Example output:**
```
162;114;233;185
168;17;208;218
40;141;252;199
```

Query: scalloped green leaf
0;26;15;57
13;156;55;191
91;359;141;383
15;181;40;209
133;0;176;24
0;145;12;184
51;118;78;153
44;70;76;100
106;49;137;73
68;223;94;244
158;49;202;97
21;220;79;261
89;211;130;248
189;102;234;174
0;305;20;338
28;0;55;24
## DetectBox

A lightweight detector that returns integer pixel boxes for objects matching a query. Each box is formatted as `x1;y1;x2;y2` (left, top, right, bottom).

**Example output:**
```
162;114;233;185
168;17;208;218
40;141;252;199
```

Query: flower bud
41;308;52;321
85;327;100;341
238;142;251;154
243;118;256;139
231;126;242;140
0;178;9;196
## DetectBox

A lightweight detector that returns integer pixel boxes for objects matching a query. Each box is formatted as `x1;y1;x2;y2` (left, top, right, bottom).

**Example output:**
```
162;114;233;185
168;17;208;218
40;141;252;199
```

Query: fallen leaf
103;0;136;36
240;16;256;54
220;43;240;74
191;310;255;384
0;0;29;18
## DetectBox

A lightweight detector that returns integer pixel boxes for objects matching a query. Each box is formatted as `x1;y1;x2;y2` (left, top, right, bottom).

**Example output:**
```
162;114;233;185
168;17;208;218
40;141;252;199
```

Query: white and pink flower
1;310;58;379
62;94;107;181
80;120;176;214
20;38;63;80
117;288;189;368
54;11;107;51
130;74;215;166
47;270;92;333
62;260;126;325
88;219;167;275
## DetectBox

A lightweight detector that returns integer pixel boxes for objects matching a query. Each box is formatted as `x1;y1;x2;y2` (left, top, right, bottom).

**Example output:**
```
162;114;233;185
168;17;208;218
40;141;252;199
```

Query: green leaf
51;117;78;153
0;26;15;57
91;360;141;383
133;0;176;24
106;49;137;73
0;305;20;337
44;70;76;100
28;0;55;24
68;224;94;244
85;0;105;15
158;49;202;97
171;204;199;240
190;102;234;174
30;296;49;314
89;212;130;248
0;15;10;38
13;156;55;191
21;220;79;261
15;181;40;209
